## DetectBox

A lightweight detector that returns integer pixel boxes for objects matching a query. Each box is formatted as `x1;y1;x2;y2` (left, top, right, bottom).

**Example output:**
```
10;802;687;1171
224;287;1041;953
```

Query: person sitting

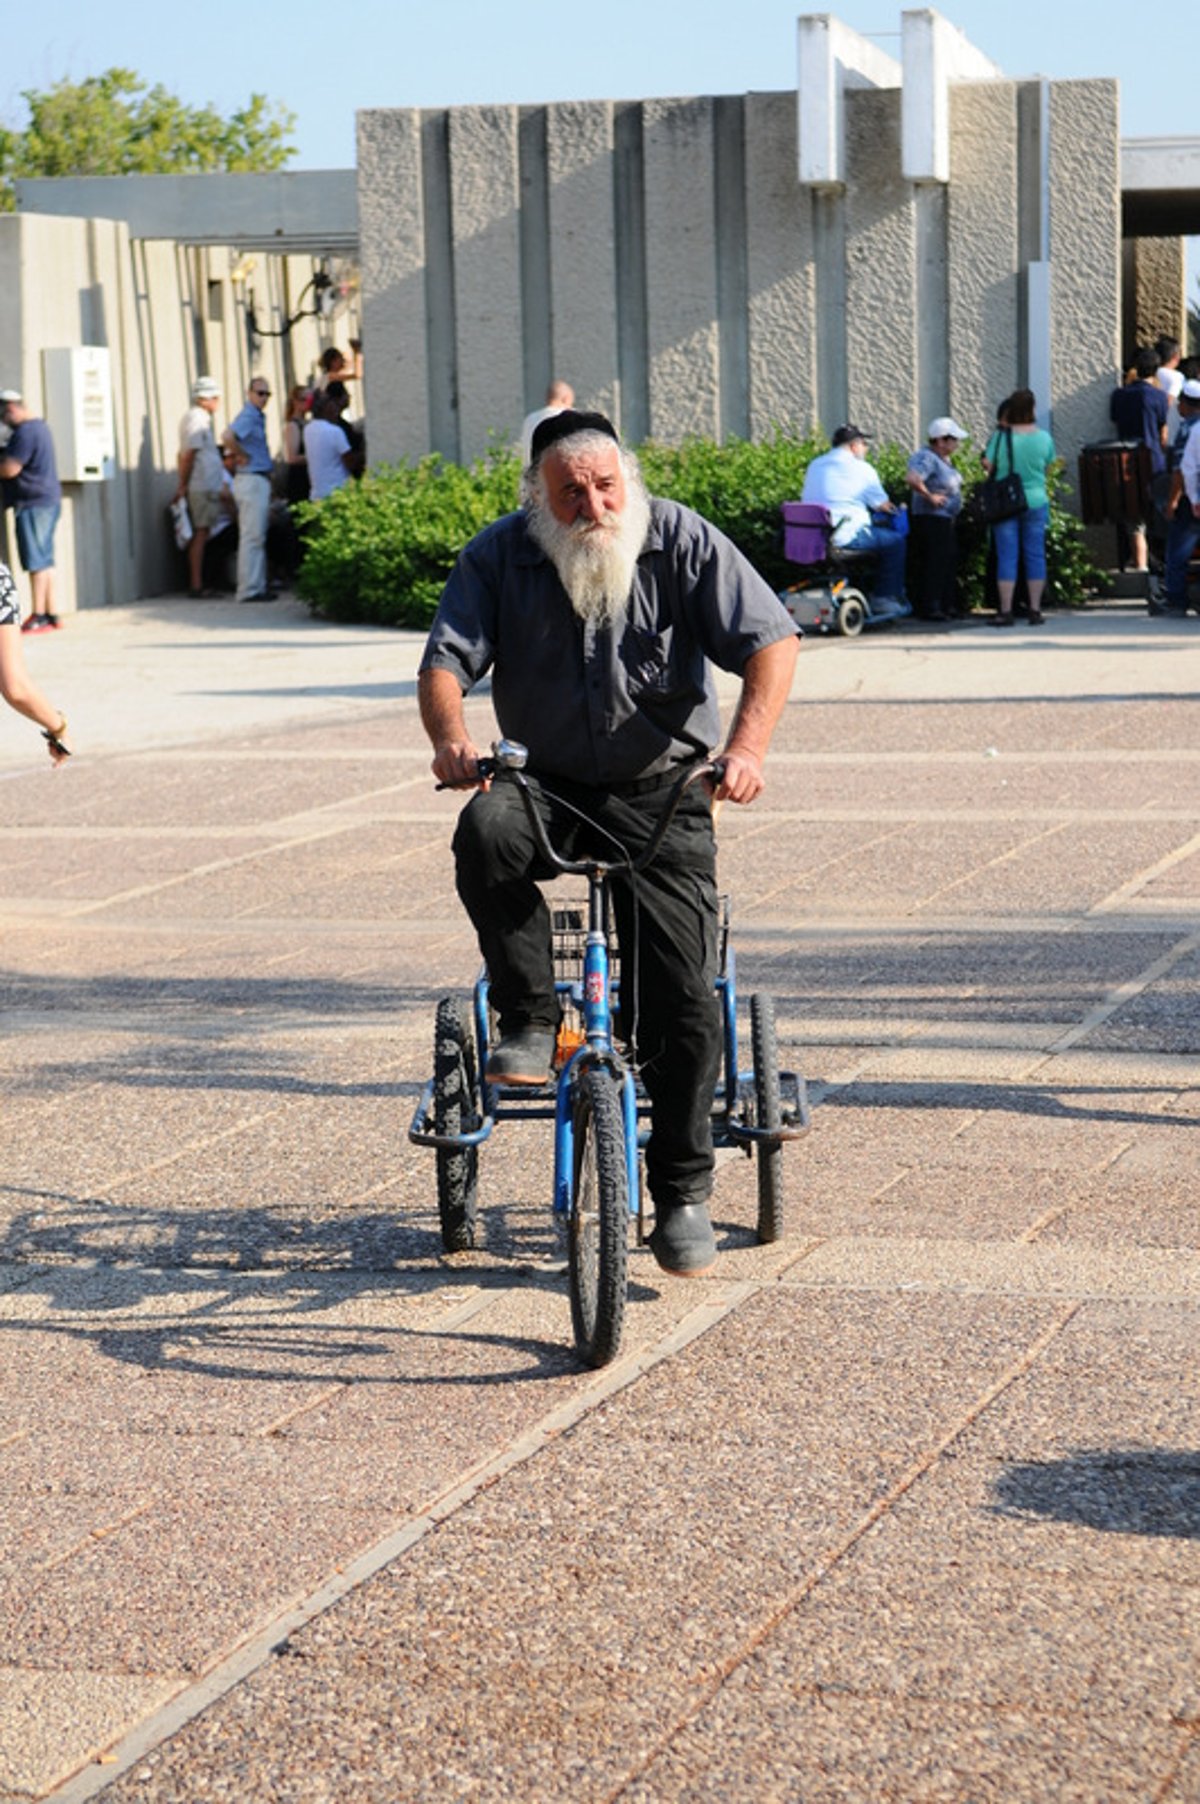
800;425;907;606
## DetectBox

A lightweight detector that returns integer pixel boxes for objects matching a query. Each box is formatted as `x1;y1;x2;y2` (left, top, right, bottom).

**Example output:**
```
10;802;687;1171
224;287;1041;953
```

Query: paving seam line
600;1299;1084;1804
41;1279;761;1804
1041;927;1200;1056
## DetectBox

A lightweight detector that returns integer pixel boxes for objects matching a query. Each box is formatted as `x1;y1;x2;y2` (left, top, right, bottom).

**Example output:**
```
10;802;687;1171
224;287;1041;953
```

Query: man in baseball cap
0;387;63;631
801;423;908;606
907;419;969;621
175;375;227;597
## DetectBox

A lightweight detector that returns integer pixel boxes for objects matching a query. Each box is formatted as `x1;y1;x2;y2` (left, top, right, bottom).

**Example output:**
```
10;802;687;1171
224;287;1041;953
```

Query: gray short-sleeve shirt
420;497;799;786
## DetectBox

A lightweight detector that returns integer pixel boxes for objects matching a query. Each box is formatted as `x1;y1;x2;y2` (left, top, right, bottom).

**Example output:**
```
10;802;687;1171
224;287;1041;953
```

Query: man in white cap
174;376;228;598
906;417;968;621
0;387;63;632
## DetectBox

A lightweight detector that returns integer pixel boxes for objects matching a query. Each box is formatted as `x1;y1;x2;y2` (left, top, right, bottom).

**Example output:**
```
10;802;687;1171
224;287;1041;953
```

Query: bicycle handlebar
480;742;724;879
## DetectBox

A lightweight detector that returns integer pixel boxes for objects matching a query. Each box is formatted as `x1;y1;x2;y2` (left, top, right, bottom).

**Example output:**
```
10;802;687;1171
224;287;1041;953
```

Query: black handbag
967;428;1028;525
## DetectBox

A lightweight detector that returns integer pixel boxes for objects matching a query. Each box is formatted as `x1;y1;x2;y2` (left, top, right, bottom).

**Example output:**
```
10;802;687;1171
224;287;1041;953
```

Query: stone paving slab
2;600;1200;1801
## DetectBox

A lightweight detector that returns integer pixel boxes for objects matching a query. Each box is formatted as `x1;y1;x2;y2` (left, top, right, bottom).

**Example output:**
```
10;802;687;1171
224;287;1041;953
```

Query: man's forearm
418;666;467;749
724;636;800;763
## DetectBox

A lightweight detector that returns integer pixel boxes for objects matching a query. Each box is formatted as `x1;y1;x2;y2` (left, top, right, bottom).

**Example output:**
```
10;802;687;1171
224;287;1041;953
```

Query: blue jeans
13;503;60;573
993;504;1048;583
1164;504;1200;610
838;522;907;601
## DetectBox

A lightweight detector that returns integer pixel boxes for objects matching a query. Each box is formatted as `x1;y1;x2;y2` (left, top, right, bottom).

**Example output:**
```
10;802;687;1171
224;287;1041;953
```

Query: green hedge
295;430;1099;628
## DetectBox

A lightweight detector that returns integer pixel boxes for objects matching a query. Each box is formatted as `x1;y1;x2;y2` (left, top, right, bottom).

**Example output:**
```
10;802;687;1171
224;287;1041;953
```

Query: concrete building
0;173;359;617
359;8;1190;477
5;7;1199;613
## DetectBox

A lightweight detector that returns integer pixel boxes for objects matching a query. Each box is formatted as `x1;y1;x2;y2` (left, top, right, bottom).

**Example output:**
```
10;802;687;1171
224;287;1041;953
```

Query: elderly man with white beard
418;411;799;1276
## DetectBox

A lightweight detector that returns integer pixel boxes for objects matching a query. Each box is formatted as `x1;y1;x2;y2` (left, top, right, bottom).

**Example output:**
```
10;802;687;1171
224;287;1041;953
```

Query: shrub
296;446;522;627
296;428;1099;627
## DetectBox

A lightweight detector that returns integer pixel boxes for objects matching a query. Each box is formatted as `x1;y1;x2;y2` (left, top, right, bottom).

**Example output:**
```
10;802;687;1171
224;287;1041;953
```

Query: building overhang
14;171;358;255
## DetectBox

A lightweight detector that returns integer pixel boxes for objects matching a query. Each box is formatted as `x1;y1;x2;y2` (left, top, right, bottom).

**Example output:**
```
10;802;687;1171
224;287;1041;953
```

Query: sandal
988;612;1015;628
1027;610;1045;625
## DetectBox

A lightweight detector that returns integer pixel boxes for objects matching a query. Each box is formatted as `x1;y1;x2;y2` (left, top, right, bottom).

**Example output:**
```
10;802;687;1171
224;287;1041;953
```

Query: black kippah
529;408;619;464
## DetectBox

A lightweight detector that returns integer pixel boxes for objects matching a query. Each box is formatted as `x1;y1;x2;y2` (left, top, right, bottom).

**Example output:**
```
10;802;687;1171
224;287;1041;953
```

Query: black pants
453;771;722;1210
908;516;958;616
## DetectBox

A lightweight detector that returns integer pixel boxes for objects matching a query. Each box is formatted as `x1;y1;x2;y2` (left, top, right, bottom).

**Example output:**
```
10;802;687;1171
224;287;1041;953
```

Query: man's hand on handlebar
432;739;490;790
711;748;765;805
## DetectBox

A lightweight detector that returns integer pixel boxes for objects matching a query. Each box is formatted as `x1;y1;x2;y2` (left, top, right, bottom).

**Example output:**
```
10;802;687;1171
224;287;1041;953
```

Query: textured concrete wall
1128;236;1186;353
354;76;1126;507
745;90;817;438
643;99;721;441
450;106;523;460
546;103;620;426
947;81;1020;448
844;87;918;449
358;109;429;460
1048;81;1121;483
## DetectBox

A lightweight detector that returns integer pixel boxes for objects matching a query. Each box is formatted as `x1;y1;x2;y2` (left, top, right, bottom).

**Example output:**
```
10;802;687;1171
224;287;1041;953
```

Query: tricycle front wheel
567;1066;629;1368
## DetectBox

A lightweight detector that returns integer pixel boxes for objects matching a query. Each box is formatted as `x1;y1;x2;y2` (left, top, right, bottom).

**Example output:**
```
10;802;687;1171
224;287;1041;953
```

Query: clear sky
0;2;1189;170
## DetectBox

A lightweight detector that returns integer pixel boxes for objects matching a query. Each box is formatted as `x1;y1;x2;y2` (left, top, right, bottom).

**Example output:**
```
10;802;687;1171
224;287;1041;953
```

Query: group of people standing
801;393;1057;627
1107;334;1200;617
173;347;363;604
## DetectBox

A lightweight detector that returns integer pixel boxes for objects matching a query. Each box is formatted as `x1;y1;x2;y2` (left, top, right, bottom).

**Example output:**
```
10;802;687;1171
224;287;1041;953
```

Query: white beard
527;476;651;627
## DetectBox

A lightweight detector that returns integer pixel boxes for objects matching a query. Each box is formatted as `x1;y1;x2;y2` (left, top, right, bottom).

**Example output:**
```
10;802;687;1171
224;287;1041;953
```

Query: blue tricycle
409;740;809;1367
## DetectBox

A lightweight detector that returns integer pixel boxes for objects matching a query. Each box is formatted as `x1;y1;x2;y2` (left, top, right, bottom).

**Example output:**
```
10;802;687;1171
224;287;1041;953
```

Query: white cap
0;388;22;404
192;376;220;399
927;416;967;441
1182;379;1200;401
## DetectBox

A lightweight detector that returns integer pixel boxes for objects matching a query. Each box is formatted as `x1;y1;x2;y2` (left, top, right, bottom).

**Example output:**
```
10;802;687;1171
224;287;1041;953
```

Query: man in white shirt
303;392;357;500
519;378;574;469
174;376;228;597
800;424;908;603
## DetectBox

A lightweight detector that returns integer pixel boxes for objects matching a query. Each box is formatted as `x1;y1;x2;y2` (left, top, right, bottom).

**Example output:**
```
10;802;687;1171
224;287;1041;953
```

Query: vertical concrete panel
546;102;619;423
844;88;917;449
812;190;848;433
614;105;650;445
422;112;460;463
745;91;817;439
947;81;1019;447
1130;237;1186;350
1048;80;1120;484
357;108;429;465
450;105;523;461
643;98;720;442
914;184;948;427
714;96;749;442
519;108;552;414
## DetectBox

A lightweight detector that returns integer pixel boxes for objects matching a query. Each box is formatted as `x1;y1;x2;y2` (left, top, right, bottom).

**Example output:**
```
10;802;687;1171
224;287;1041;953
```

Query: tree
0;69;295;208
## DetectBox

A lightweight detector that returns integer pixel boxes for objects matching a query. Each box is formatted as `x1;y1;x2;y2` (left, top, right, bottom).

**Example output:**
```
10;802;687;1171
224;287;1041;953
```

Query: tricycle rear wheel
433;997;480;1252
751;992;785;1243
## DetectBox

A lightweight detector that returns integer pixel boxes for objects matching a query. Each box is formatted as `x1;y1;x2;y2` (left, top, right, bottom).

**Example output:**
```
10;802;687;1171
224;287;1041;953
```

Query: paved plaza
2;594;1198;1802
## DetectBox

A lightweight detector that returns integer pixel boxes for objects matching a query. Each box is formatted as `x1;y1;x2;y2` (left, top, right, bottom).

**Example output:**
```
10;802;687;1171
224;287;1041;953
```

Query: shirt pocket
621;623;691;699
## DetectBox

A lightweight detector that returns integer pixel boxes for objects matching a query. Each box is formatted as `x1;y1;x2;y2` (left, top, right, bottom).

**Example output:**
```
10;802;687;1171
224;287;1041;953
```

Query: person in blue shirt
800;425;908;605
221;377;275;603
1109;346;1169;575
0;388;63;632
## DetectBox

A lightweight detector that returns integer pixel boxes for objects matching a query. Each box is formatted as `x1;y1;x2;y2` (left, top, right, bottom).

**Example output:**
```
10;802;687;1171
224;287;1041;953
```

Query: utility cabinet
42;347;115;481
